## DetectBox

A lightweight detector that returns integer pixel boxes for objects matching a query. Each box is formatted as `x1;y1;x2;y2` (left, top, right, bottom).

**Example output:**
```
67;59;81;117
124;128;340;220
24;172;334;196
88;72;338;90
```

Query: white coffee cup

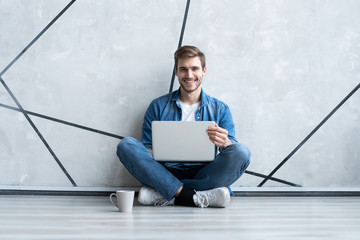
110;190;135;212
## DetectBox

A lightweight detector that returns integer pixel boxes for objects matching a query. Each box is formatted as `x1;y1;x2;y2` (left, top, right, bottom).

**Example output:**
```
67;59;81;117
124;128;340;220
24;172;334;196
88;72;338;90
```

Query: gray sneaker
193;187;231;208
138;186;174;206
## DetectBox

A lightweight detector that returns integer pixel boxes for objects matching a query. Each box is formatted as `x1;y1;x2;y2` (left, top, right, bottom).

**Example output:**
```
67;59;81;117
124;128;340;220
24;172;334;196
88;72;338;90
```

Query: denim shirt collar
171;88;209;108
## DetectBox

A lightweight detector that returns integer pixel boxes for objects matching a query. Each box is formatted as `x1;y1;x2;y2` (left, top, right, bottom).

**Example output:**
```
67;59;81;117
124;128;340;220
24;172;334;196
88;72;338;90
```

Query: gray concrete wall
0;0;359;188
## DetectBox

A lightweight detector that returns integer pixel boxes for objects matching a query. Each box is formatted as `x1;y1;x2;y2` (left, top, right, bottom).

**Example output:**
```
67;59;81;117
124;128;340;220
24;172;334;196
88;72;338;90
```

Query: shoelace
151;191;174;207
194;191;210;208
154;198;174;207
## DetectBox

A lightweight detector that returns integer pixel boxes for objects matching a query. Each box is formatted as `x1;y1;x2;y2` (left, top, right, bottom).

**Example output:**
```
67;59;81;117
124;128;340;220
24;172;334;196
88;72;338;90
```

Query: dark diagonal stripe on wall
0;77;77;186
245;170;301;187
169;0;191;93
258;82;360;187
0;0;76;77
0;103;124;139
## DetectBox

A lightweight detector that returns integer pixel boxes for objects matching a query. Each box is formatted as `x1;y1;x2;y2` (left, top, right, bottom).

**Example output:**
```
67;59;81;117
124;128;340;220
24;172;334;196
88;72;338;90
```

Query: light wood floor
0;195;359;240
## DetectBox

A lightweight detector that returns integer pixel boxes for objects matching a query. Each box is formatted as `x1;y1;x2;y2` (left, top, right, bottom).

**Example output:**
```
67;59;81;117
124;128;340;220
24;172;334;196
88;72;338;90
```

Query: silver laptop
152;121;216;162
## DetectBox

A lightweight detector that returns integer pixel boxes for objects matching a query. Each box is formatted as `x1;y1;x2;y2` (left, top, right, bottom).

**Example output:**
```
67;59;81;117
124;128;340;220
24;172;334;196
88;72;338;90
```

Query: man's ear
174;67;178;76
203;66;207;75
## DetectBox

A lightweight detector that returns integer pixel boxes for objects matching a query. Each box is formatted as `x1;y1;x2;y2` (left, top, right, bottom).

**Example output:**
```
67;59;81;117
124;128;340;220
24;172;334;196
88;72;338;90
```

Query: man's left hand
206;123;232;148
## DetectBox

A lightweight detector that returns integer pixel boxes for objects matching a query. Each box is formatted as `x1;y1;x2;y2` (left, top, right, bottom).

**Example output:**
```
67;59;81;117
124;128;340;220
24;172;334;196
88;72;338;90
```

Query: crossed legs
116;137;250;201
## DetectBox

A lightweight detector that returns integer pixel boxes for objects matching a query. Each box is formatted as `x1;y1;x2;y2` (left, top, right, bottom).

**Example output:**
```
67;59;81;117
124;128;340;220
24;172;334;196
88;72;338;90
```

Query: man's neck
179;87;201;105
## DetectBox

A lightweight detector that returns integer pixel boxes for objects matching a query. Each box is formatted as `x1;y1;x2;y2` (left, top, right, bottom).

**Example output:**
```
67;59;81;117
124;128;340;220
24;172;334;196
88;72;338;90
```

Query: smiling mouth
184;79;196;83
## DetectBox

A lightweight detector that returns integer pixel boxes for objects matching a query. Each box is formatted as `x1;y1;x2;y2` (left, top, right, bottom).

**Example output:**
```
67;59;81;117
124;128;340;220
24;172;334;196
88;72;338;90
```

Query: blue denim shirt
141;88;238;150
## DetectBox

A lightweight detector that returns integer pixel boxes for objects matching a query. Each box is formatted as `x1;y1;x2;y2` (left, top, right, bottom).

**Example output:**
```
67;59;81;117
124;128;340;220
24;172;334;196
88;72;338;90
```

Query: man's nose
186;70;194;78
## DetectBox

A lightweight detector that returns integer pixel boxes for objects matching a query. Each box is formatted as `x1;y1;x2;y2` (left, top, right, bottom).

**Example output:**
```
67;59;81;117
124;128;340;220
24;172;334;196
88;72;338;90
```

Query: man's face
175;57;206;94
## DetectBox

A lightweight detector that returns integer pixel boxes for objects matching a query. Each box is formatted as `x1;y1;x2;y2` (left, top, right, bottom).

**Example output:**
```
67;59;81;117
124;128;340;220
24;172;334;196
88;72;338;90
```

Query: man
117;45;250;208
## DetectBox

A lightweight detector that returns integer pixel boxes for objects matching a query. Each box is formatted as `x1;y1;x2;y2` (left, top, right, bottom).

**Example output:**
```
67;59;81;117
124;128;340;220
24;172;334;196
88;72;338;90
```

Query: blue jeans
116;137;251;201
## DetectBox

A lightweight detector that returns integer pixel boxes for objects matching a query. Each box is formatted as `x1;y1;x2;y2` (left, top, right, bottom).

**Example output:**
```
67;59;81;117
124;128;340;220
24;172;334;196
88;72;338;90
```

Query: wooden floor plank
0;195;359;239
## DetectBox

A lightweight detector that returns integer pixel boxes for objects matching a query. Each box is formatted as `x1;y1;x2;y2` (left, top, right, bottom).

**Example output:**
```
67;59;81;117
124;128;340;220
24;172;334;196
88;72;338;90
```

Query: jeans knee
116;137;136;160
234;143;251;168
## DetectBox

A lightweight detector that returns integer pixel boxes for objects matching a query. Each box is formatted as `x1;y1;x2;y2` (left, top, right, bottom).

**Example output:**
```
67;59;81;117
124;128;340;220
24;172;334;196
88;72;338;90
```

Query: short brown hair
174;45;206;70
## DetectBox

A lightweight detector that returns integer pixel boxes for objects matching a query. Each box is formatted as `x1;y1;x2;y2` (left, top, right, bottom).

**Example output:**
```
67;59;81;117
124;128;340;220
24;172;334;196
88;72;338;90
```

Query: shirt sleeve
219;103;238;144
141;100;157;149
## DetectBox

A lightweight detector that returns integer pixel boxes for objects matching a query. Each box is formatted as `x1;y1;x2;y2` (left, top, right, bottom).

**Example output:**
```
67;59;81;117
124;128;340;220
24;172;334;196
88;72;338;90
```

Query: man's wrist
223;139;232;148
219;139;232;152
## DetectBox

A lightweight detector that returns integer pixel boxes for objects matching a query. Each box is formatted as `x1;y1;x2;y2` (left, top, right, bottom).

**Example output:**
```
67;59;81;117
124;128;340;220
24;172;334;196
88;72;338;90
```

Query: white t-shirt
180;101;200;121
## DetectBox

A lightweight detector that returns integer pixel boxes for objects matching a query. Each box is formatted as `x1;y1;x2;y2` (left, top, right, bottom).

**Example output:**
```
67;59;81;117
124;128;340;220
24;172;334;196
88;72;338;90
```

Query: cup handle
109;193;118;208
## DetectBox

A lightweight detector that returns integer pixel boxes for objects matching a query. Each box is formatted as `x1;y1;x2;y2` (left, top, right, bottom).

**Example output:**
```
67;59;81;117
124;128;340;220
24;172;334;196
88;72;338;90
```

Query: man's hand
206;123;232;149
148;149;153;155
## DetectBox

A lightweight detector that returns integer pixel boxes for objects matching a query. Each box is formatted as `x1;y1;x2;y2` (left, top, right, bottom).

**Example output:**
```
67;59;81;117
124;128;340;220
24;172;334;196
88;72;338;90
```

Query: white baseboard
1;185;360;196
